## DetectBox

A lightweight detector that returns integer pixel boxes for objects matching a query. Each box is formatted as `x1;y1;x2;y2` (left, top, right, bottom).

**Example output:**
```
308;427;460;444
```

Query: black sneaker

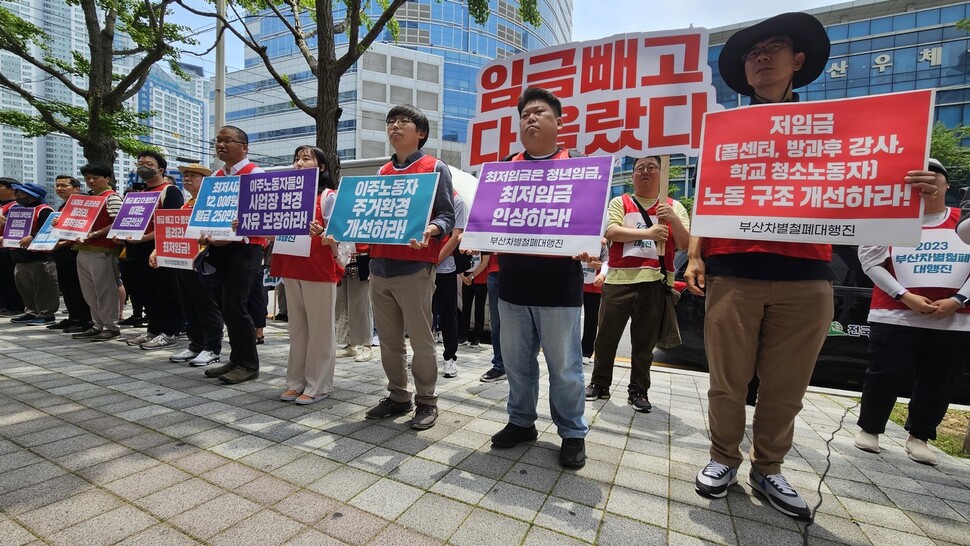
64;322;93;334
365;397;414;420
480;368;506;382
749;471;812;521
559;438;586;469
118;316;144;327
409;404;438;430
10;313;37;323
204;361;236;378
628;392;652;413
584;383;610;401
491;423;538;448
46;319;72;330
695;460;738;498
71;327;102;339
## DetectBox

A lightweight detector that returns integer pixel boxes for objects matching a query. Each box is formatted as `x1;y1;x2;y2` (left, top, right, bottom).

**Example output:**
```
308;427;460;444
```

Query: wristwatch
893;289;908;301
953;294;968;308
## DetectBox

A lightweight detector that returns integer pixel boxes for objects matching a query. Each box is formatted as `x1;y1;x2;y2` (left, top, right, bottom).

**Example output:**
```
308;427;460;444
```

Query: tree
929;121;970;187
0;0;195;167
179;0;539;178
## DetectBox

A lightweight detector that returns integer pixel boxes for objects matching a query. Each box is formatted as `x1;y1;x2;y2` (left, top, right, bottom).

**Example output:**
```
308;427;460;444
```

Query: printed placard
326;173;439;244
891;229;970;289
462;155;613;257
466;29;722;167
50;194;106;241
236;168;318;236
107;192;160;240
28;212;61;251
692;90;934;246
184;176;243;241
273;234;312;257
2;206;35;248
154;209;195;270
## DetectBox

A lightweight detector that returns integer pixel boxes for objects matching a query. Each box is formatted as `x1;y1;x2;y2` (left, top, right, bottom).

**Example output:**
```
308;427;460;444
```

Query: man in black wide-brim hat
686;12;944;522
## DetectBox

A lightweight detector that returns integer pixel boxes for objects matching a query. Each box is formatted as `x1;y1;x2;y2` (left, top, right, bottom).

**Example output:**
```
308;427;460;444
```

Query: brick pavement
1;320;969;545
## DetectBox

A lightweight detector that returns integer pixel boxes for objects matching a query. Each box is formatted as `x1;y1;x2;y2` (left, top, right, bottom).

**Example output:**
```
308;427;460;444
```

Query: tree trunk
964;419;970;454
82;129;120;168
315;67;341;183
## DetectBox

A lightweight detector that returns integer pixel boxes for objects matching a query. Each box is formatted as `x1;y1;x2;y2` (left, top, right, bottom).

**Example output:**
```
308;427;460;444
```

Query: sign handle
657;155;670;257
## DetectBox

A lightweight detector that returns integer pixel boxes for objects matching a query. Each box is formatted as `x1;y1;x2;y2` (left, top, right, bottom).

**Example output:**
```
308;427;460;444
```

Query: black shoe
274;313;288;322
365;397;414;420
585;383;610;401
118;316;144;327
64;322;93;334
88;330;121;342
46;319;72;330
10;313;37;323
491;423;538;448
409;404;438;430
71;327;102;339
480;368;506;382
218;367;259;384
560;438;586;469
204;361;236;378
628;392;652;413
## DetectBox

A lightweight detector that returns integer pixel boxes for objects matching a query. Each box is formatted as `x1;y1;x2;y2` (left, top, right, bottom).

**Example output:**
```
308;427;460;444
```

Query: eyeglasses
136;162;158;168
741;40;794;62
386;117;414;127
634;164;661;174
214;137;244;145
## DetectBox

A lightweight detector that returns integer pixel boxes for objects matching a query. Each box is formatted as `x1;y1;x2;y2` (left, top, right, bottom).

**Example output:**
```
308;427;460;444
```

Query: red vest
608;193;677;273
84;189;122;251
214;162;265;246
582;264;602;294
370;155;444;263
704;236;831;262
870;207;970;314
271;189;343;283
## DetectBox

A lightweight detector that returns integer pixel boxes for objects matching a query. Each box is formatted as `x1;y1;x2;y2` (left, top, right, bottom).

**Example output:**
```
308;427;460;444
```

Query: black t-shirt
10;205;53;263
496;149;584;307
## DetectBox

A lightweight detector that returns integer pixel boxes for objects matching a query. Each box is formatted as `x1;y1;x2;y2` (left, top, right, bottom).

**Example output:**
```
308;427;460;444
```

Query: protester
70;164;124;341
489;87;590;469
460;252;489;349
0;177;25;315
121;150;185;350
271;146;343;404
364;104;455;430
200;125;265;385
586;157;690;412
854;159;970;466
580;243;607;366
432;190;468;378
48;176;93;333
335;244;373;362
687;13;836;520
479;256;505;382
151;163;223;367
6;182;58;325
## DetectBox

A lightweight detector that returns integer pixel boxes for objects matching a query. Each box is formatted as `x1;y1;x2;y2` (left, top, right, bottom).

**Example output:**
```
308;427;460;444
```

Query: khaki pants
705;276;832;475
76;251;120;331
13;260;58;317
336;276;372;347
370;267;438;406
284;278;337;398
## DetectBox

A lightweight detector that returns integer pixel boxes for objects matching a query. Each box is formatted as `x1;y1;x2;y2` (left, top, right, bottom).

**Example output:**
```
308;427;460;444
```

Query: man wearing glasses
585;156;689;412
363;105;455;430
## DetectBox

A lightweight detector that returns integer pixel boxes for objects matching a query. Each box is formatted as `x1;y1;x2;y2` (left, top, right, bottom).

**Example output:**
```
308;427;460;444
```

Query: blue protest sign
325;173;439;245
184;176;243;241
28;212;61;251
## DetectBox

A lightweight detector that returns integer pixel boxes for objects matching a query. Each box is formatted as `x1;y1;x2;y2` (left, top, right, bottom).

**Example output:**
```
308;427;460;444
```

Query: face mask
136;166;158;181
15;196;34;206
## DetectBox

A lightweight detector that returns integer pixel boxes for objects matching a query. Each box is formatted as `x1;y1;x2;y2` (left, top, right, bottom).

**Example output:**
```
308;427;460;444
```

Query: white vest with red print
369;155;443;264
607;193;676;273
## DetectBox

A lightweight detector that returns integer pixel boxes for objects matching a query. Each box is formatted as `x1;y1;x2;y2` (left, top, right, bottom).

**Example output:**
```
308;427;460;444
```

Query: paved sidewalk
1;320;969;545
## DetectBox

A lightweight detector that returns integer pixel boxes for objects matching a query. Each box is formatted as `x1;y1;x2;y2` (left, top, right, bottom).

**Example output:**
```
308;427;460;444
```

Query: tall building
0;1;207;199
228;0;573;167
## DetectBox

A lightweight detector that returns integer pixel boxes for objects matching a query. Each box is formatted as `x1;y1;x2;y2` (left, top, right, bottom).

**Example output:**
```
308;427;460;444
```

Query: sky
175;0;847;77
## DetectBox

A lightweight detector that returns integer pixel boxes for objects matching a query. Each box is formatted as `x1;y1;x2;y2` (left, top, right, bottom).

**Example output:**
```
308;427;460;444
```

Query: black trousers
53;247;91;323
460;282;487;344
248;268;267;329
209;243;262;371
582;290;601;358
128;243;183;336
858;322;970;441
177;269;223;353
119;255;145;318
433;272;459;360
0;249;24;312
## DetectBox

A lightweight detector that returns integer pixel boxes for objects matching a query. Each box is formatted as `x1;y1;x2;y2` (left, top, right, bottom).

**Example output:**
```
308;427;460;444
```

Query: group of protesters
1;10;969;525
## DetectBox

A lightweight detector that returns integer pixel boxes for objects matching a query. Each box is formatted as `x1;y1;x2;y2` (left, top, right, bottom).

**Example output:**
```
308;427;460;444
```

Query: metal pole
213;0;226;171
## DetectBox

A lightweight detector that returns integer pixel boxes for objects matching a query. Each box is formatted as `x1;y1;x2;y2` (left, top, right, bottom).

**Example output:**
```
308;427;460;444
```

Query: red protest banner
154;209;195;270
465;30;722;167
692;90;933;246
49;194;107;241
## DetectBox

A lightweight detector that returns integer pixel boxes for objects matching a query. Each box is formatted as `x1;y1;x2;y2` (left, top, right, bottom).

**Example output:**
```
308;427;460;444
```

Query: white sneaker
125;331;155;346
749;471;812;521
355;346;373;362
443;358;458;378
372;334;380;346
189;350;220;367
141;333;178;350
169;348;199;363
853;431;881;453
582;356;591;366
435;331;443;344
337;345;359;358
695;459;737;498
905;435;938;466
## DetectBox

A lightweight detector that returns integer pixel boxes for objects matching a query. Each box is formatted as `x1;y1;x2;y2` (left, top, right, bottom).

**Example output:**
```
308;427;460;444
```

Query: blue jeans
487;272;503;371
498;299;588;439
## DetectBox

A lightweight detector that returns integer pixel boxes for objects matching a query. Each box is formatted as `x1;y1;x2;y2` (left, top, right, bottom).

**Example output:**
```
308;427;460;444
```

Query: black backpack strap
629;196;669;284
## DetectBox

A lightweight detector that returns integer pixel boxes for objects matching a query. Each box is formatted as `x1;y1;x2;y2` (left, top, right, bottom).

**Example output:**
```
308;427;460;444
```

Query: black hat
718;12;831;97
